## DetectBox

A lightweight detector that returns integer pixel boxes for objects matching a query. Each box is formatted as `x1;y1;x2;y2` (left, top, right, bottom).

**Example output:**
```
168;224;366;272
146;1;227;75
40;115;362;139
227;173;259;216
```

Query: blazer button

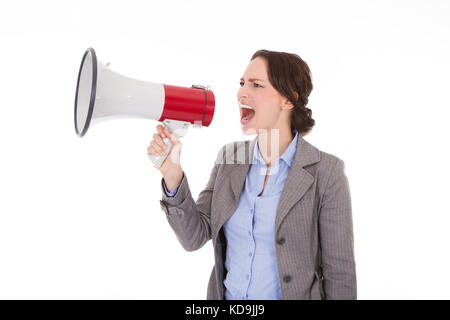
277;237;285;245
283;275;292;283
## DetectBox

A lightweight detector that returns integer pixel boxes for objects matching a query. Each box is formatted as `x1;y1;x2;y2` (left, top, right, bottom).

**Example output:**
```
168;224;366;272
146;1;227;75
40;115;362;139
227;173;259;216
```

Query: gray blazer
159;134;357;300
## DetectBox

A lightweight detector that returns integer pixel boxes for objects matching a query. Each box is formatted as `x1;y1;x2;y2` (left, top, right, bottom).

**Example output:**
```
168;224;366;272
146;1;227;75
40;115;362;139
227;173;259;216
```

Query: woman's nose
237;86;249;102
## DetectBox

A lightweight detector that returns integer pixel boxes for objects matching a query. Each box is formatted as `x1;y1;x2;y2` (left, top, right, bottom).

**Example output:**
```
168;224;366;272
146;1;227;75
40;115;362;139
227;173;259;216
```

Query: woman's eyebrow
240;77;264;82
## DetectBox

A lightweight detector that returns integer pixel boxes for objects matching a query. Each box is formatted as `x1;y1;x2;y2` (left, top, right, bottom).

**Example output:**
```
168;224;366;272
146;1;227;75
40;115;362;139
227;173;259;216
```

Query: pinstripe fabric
159;134;356;300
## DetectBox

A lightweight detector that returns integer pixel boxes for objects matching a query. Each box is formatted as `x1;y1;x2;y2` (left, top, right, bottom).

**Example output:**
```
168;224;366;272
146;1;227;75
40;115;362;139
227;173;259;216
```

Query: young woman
147;49;357;300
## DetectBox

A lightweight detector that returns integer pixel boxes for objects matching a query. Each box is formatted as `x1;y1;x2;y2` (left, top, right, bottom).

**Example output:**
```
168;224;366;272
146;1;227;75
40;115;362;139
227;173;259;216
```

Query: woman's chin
241;126;258;135
240;116;258;135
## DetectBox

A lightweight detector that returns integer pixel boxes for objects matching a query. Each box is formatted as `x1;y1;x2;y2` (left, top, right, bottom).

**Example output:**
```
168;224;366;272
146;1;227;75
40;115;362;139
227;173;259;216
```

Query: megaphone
74;47;215;168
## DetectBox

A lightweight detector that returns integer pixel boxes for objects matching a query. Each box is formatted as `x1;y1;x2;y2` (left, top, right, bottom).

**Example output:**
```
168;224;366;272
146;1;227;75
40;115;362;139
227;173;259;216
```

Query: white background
0;0;449;299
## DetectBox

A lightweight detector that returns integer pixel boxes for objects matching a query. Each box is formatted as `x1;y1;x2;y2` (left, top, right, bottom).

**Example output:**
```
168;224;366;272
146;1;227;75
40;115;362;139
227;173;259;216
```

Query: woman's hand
147;124;183;191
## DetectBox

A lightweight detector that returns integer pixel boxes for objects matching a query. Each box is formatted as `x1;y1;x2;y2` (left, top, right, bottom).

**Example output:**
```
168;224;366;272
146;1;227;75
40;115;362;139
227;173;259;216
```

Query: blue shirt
223;129;298;300
163;130;299;300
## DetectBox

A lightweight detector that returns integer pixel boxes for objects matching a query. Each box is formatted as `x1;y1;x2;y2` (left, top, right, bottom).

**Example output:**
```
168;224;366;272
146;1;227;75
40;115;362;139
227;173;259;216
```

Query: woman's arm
319;158;357;299
159;147;223;252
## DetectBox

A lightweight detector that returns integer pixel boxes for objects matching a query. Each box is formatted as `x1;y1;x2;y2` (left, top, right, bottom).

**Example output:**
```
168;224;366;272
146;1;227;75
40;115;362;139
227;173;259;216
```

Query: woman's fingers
150;125;169;155
147;145;161;156
157;124;178;142
153;133;166;149
164;128;179;145
147;130;166;155
163;127;173;139
148;124;183;172
150;140;165;155
156;124;179;146
156;125;167;138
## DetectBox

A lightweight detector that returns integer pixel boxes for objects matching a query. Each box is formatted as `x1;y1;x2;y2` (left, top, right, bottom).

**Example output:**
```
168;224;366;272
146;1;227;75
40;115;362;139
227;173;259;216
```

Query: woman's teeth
240;104;255;122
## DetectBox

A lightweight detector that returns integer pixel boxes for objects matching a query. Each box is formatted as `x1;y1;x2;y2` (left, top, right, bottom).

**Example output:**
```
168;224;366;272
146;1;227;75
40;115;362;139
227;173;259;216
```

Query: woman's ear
281;91;298;110
281;97;295;110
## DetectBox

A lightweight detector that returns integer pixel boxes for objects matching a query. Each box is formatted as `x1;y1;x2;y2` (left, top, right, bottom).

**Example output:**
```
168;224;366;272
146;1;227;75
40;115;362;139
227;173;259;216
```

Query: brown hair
251;49;315;136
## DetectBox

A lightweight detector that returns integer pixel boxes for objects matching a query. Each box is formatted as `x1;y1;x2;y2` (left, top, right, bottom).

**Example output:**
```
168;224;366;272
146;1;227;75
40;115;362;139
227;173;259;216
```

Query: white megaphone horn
74;47;215;168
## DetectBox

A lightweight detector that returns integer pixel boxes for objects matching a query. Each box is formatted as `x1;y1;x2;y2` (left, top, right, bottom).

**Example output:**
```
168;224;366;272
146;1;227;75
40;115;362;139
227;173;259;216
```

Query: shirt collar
253;129;299;168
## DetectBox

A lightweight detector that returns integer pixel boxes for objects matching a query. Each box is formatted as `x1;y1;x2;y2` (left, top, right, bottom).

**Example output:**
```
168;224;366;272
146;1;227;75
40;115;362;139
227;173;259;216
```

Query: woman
147;49;357;300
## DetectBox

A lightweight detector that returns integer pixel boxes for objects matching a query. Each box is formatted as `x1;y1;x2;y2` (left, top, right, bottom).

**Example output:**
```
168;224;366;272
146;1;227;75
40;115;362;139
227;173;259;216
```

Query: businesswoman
147;49;357;300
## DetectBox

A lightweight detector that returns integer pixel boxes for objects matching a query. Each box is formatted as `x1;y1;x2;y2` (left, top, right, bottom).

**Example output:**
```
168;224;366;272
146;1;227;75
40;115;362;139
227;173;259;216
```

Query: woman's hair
250;49;315;136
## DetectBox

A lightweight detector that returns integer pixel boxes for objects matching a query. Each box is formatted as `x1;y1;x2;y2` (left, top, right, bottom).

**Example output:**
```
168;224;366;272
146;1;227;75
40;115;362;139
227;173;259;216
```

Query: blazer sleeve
319;158;357;299
159;146;223;252
162;179;179;197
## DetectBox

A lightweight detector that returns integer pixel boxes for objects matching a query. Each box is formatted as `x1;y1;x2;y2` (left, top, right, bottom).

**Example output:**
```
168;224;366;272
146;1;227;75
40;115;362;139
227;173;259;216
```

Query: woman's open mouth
240;103;256;125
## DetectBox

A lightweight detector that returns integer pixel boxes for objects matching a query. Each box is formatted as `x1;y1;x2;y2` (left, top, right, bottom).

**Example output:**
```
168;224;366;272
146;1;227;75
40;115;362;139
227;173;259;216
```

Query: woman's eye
239;81;262;88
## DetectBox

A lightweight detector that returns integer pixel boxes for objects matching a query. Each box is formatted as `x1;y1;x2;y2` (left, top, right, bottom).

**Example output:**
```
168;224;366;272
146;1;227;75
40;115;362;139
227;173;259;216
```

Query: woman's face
237;57;291;135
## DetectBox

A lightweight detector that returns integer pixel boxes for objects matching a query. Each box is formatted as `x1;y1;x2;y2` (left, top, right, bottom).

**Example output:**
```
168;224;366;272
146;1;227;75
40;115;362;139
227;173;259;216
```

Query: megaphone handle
148;136;173;168
148;119;190;168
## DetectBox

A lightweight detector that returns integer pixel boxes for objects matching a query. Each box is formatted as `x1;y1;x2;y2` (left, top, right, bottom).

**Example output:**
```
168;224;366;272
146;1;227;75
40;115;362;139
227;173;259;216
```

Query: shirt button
248;231;251;236
283;275;292;283
248;252;252;257
246;274;250;280
277;237;285;245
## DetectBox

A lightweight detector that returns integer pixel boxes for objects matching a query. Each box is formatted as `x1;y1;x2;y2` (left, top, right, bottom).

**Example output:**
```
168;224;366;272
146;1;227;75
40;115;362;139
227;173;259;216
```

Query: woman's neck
257;127;294;167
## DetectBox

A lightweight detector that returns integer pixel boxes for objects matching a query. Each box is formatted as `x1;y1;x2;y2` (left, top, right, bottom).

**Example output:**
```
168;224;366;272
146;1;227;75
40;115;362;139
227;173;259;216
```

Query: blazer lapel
275;134;320;231
213;139;255;242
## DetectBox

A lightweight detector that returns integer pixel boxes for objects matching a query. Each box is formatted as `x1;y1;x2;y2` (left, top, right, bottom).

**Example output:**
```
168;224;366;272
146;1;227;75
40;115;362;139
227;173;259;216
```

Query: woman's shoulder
318;149;345;169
